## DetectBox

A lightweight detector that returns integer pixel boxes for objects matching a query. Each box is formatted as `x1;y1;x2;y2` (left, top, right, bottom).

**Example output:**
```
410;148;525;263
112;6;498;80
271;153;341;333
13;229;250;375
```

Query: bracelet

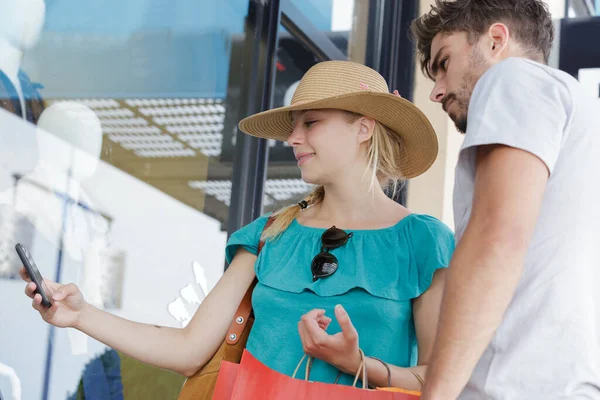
408;369;425;388
368;356;392;388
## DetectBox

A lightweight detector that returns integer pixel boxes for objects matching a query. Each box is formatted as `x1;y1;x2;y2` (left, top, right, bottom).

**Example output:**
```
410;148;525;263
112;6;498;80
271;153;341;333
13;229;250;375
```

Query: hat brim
238;92;438;179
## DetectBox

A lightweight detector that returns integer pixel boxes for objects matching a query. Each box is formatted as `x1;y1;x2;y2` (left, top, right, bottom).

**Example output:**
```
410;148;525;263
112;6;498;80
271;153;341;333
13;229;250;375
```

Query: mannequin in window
0;101;109;361
0;0;46;124
0;103;106;400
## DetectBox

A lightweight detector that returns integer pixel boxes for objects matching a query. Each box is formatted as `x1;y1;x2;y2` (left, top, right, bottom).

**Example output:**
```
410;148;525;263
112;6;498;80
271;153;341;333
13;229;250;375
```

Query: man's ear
487;23;510;59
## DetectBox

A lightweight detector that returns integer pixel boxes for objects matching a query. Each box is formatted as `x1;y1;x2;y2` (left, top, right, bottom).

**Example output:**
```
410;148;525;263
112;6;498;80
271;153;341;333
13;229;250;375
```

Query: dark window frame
226;0;420;263
226;0;346;256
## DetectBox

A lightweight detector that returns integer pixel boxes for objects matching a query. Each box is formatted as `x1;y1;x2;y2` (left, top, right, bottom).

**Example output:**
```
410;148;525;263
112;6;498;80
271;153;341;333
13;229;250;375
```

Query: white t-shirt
454;57;600;399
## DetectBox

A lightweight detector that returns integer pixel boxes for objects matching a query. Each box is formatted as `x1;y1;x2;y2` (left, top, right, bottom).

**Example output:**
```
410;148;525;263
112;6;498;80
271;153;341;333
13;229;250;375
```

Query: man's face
428;32;491;133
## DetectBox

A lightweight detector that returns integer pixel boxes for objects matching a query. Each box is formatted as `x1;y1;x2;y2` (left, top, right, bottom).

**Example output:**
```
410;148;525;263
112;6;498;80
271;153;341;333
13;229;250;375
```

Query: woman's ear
357;117;375;145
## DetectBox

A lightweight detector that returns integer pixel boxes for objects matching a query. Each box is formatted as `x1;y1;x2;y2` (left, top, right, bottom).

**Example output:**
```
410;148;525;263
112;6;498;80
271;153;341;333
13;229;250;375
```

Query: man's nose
430;82;446;103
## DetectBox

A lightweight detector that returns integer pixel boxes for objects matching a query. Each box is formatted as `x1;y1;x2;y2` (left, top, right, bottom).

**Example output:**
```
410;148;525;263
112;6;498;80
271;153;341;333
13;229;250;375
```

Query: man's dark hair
411;0;555;79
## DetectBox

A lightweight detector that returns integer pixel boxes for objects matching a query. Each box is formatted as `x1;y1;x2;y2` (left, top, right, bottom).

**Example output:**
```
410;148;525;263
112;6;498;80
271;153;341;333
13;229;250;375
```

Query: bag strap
293;349;368;389
225;215;276;345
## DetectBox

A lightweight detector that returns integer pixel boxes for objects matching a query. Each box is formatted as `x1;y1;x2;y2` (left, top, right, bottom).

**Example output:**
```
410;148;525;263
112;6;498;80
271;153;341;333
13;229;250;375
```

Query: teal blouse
225;213;455;386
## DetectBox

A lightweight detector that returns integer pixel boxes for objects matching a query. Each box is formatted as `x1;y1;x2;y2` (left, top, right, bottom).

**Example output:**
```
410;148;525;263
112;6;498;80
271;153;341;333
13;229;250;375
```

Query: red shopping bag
214;349;421;399
212;360;240;400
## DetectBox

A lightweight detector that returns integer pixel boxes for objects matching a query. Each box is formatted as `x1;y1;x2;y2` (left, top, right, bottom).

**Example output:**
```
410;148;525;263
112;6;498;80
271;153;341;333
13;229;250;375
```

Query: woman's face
287;109;372;185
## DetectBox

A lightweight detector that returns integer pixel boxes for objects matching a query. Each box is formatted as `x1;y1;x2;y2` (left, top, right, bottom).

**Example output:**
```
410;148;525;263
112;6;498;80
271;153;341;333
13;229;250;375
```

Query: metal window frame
566;0;596;17
226;0;417;251
280;0;346;61
226;0;281;251
365;0;419;206
226;0;345;257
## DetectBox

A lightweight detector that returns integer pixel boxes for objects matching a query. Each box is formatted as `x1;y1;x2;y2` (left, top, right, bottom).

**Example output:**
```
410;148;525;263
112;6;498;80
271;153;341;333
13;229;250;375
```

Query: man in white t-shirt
410;1;600;399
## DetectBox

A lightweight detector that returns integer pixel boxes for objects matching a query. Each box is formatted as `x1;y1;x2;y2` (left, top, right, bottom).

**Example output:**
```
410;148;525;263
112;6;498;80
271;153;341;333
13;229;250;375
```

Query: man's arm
421;144;549;400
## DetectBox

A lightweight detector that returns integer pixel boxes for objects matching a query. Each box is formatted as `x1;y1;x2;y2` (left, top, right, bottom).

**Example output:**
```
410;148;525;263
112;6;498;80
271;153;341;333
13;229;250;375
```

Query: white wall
545;0;566;19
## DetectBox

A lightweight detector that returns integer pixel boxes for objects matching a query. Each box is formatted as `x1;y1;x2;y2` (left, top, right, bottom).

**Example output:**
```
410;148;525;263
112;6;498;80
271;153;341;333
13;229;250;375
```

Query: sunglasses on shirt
311;226;353;282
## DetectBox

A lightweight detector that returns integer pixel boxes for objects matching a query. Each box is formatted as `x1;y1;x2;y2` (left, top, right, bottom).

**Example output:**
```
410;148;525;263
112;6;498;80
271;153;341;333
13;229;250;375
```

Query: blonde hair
261;112;405;241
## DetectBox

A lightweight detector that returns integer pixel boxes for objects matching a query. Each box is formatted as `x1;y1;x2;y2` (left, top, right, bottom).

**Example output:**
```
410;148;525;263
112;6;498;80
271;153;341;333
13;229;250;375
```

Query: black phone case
15;243;53;307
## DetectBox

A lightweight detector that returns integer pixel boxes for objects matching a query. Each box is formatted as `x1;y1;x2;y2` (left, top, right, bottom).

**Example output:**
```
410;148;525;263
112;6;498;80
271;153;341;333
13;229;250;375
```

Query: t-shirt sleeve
411;215;455;296
463;58;572;175
225;213;271;264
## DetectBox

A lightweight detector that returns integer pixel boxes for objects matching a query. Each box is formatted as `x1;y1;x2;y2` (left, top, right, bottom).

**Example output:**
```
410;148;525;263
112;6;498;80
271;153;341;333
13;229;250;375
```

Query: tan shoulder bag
177;216;275;399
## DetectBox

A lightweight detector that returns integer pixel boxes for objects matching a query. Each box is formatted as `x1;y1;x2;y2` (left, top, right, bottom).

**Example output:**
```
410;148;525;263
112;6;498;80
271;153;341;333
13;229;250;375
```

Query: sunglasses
311;226;353;282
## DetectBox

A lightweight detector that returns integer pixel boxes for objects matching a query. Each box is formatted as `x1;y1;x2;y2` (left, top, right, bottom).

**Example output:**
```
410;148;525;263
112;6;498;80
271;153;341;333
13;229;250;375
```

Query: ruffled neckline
291;213;418;234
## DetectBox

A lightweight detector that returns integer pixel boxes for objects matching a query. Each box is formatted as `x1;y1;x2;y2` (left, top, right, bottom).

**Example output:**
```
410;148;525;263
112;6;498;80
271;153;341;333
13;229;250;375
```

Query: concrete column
406;0;463;229
347;0;370;64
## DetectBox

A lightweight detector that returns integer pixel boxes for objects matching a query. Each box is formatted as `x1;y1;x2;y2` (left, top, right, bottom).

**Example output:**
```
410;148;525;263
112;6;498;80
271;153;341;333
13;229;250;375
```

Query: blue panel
44;0;248;35
559;17;600;77
24;0;249;98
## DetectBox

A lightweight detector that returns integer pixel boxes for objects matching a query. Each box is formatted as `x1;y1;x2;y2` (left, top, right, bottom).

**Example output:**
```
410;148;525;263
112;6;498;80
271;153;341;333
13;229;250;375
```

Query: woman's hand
298;305;362;375
21;267;87;329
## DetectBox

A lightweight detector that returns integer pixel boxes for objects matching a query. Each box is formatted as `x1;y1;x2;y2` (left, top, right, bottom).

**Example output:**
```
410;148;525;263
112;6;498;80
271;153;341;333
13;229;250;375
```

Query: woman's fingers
51;283;78;301
19;267;31;282
25;282;37;298
31;293;44;312
317;315;332;330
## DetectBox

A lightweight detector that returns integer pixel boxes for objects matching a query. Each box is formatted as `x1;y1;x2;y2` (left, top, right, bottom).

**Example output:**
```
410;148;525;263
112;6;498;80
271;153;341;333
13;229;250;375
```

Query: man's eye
440;57;449;70
304;120;317;128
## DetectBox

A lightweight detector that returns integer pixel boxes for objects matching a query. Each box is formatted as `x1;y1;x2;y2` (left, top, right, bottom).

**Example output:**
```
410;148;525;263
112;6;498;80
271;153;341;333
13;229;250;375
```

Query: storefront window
291;0;355;32
0;0;249;399
264;23;350;211
290;0;354;54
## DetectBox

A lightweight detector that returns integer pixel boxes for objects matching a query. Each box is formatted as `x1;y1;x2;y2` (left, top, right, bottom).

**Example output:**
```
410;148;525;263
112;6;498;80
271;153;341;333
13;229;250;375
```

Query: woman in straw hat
21;61;454;391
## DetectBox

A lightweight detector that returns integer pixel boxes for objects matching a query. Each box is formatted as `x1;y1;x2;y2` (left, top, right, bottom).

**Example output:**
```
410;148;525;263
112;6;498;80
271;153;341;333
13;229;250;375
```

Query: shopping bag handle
292;354;313;381
292;349;368;389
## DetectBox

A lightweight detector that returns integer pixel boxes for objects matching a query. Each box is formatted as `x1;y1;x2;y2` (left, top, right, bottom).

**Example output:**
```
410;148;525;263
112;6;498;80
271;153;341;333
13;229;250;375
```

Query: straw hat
238;60;438;179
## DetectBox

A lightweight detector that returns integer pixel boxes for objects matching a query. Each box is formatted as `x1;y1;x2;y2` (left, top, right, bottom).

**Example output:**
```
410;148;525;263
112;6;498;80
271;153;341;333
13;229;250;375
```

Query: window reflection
0;0;248;399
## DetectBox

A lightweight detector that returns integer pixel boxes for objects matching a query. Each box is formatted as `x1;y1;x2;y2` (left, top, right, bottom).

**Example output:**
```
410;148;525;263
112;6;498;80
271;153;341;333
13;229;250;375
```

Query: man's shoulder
480;57;578;90
470;57;580;114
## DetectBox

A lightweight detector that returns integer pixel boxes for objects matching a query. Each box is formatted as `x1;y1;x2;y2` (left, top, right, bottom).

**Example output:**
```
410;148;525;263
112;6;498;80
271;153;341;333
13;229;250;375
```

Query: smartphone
15;243;53;307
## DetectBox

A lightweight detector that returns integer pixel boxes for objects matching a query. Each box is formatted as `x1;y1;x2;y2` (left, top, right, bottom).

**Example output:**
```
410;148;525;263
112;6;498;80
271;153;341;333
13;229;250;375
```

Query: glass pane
290;0;353;55
263;26;318;213
0;0;249;399
185;24;321;221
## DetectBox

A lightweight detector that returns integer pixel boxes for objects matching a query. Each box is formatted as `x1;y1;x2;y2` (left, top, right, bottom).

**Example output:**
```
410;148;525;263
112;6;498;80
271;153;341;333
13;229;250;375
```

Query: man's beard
443;47;486;134
443;91;469;134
